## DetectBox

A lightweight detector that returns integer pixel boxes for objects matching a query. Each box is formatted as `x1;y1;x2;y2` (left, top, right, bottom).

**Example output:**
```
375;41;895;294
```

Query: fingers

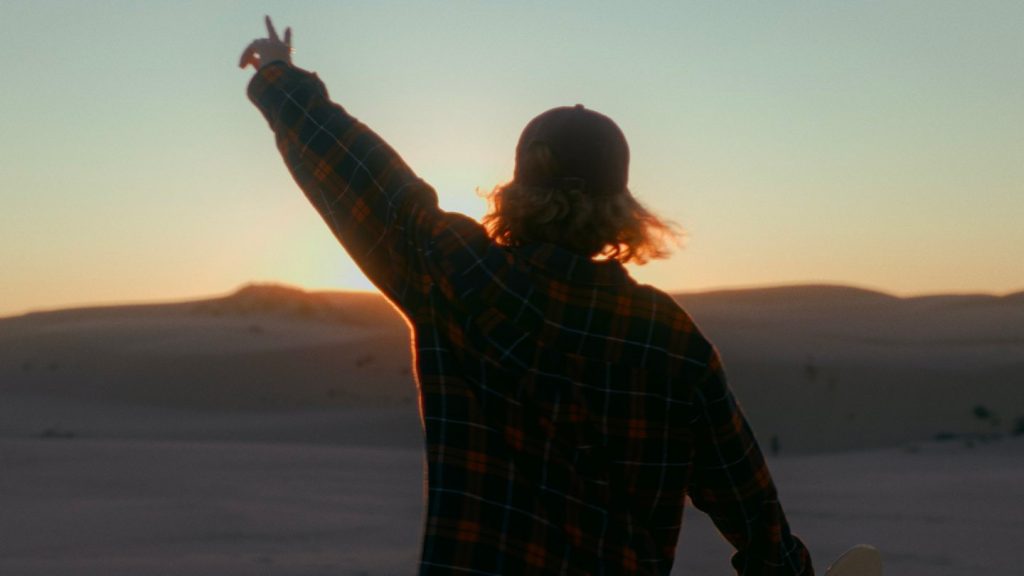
238;39;274;70
265;15;279;42
242;18;291;71
238;41;258;69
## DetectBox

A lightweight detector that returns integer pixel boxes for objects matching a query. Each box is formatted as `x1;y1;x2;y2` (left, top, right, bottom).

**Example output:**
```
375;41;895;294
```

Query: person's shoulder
630;282;689;317
631;282;719;364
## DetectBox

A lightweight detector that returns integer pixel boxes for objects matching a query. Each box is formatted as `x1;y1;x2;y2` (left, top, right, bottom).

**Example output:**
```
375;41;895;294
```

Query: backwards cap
514;104;630;196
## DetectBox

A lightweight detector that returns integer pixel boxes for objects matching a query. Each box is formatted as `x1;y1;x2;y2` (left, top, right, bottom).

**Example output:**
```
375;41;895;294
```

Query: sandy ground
1;283;1021;574
1;433;1020;575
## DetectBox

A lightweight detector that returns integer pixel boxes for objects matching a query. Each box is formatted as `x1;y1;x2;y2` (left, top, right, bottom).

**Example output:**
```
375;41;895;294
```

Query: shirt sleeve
687;356;814;575
246;62;494;313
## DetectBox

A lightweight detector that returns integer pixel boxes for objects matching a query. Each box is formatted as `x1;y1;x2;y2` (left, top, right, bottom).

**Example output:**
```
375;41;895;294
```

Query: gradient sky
1;0;1021;317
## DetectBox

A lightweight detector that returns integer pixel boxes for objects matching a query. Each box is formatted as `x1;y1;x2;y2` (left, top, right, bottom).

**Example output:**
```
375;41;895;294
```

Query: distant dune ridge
2;281;1022;450
675;284;1024;452
2;282;1022;576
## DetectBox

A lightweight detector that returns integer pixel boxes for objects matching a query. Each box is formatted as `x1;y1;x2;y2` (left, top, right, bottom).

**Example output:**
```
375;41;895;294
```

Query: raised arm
246;60;443;309
240;18;498;313
687;359;814;575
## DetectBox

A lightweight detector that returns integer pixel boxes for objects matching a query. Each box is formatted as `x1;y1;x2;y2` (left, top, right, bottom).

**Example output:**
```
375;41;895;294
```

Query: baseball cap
514;104;630;196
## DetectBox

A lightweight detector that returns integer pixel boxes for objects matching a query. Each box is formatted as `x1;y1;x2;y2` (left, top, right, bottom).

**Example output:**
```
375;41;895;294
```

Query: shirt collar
512;243;632;287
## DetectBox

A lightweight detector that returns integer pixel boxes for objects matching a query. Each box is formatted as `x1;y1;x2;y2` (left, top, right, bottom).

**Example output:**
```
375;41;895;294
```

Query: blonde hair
482;144;681;264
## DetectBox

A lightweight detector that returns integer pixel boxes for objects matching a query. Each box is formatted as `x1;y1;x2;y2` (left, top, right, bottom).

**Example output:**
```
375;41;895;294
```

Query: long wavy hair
482;143;681;264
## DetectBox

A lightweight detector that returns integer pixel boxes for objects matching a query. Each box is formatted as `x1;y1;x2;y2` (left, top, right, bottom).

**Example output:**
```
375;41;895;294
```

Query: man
241;16;813;576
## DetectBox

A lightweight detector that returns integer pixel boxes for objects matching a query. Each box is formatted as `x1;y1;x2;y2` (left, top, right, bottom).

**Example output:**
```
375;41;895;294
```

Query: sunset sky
1;1;1021;317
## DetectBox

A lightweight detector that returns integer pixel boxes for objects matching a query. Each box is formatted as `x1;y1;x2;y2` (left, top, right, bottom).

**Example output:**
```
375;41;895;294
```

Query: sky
1;0;1022;317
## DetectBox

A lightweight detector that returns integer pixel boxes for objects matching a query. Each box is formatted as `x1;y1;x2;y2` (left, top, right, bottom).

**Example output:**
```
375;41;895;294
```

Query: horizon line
3;279;1022;320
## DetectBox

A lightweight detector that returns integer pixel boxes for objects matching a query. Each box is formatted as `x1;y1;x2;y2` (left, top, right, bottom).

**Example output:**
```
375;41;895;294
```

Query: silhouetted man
241;16;813;575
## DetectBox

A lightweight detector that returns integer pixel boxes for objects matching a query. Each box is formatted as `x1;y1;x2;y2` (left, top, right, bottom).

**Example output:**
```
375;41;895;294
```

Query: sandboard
824;544;882;576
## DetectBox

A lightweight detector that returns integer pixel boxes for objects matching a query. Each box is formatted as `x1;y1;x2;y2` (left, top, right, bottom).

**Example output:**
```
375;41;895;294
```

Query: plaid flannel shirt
248;61;813;576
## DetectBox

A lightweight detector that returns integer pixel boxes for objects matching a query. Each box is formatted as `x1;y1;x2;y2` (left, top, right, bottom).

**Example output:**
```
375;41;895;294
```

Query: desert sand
1;283;1022;575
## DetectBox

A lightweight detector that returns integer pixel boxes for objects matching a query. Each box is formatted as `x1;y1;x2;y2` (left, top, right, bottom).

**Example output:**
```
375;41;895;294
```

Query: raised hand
239;15;293;71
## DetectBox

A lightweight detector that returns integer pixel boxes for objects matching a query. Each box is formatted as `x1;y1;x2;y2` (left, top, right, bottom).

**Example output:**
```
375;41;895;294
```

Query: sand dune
677;284;1024;452
1;284;412;412
1;282;1021;574
3;282;1020;450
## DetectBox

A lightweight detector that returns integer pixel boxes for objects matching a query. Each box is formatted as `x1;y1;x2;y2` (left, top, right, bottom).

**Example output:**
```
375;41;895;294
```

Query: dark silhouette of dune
0;283;412;412
192;282;405;327
1;282;1021;452
7;283;403;328
676;284;897;309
